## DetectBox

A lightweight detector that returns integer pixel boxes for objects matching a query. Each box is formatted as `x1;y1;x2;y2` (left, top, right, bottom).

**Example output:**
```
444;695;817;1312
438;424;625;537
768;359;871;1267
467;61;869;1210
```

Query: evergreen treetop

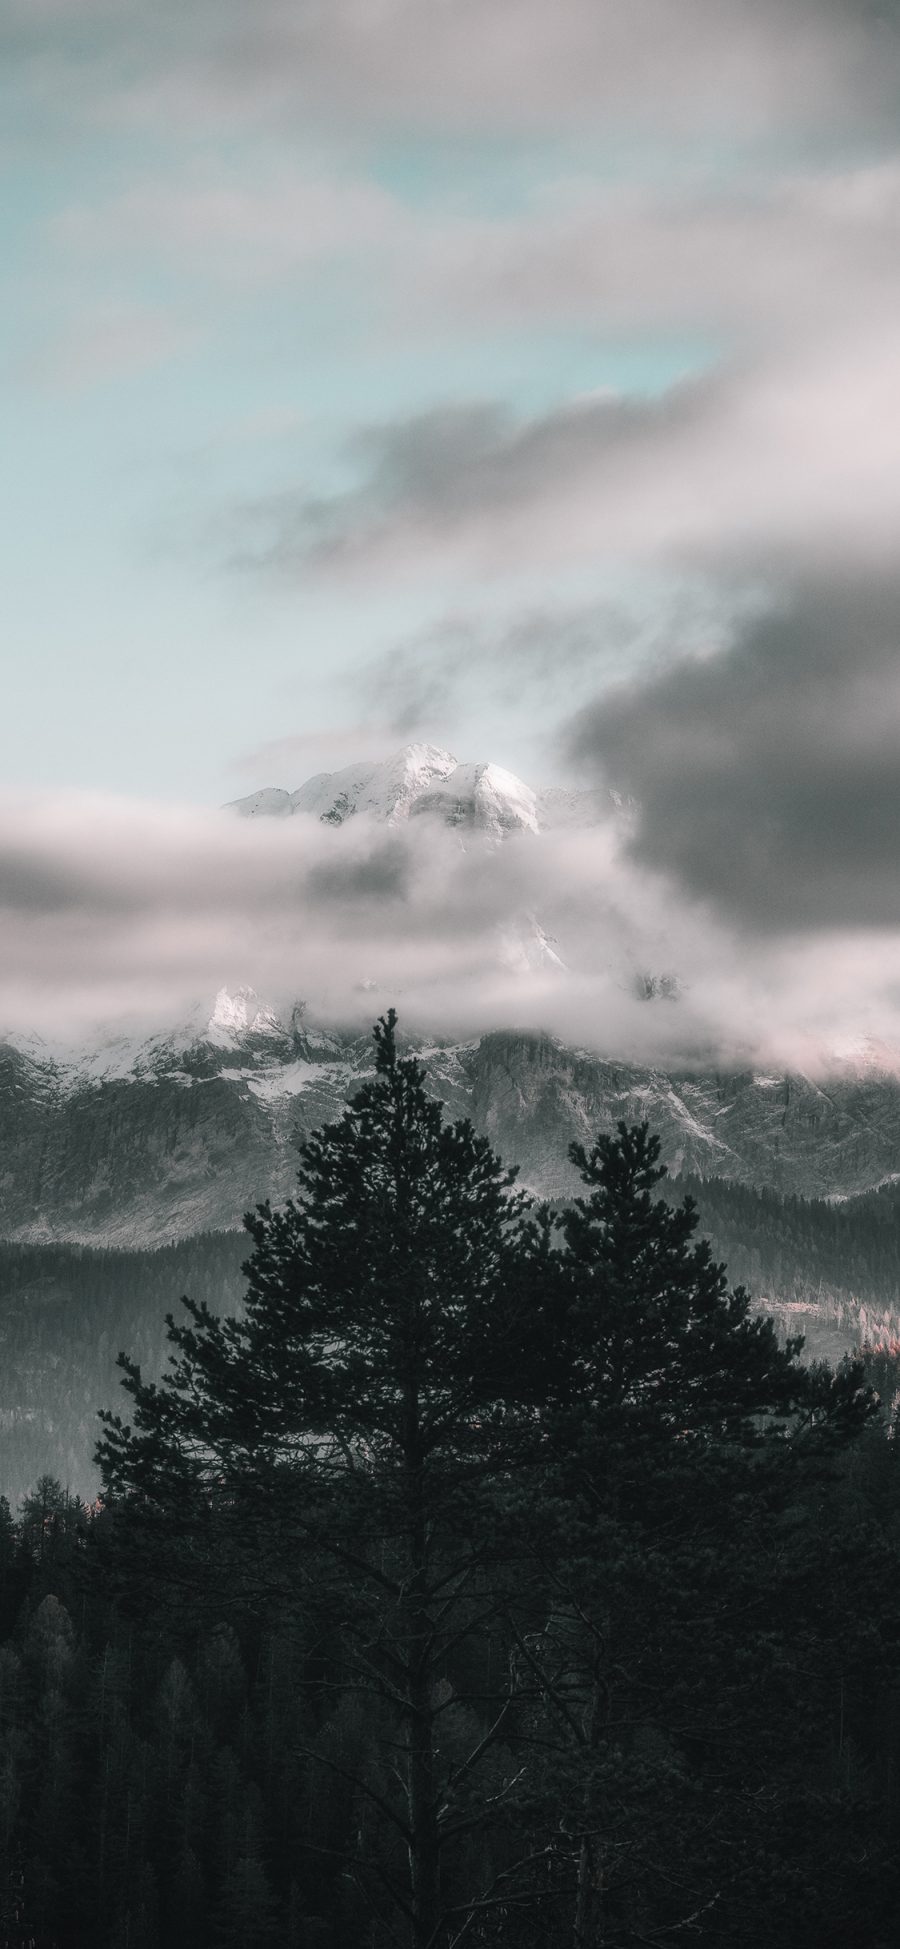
97;1009;533;1498
540;1119;871;1454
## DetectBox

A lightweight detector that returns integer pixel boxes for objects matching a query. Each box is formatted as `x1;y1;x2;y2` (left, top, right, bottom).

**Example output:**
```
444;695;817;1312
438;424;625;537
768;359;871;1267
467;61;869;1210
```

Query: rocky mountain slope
5;993;900;1245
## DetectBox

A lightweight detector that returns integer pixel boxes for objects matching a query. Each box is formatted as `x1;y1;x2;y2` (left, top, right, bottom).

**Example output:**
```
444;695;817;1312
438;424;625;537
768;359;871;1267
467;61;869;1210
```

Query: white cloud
94;0;900;140
5;785;900;1073
55;169;410;287
236;721;405;781
420;158;900;344
233;319;900;584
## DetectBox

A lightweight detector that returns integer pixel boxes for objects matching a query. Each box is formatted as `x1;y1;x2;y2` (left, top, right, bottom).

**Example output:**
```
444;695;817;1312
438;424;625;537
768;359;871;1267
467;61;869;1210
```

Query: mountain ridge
6;999;900;1247
226;740;608;833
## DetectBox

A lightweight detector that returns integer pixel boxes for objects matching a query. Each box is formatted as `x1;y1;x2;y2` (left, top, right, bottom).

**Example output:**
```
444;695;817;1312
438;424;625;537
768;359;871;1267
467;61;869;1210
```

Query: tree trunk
403;1380;445;1949
574;1834;600;1949
573;1667;605;1949
408;1647;443;1949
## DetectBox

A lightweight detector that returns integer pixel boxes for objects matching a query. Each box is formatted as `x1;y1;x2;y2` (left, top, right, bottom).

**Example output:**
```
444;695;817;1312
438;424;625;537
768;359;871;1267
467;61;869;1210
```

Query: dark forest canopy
0;1015;898;1948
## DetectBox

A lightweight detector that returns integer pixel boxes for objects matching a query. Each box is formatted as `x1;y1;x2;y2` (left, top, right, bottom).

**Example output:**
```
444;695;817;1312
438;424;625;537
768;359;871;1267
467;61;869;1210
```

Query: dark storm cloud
568;577;900;930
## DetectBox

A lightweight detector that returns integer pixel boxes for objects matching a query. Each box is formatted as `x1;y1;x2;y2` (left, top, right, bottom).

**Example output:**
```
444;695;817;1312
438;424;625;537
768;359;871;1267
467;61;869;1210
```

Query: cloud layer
12;0;900;138
6;784;900;1075
237;325;900;584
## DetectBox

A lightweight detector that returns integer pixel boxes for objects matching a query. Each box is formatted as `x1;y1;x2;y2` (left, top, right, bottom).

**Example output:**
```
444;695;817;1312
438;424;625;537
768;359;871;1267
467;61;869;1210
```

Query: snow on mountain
409;762;540;836
10;1014;900;1255
224;787;293;818
226;743;607;835
290;743;458;824
3;990;303;1101
205;985;284;1048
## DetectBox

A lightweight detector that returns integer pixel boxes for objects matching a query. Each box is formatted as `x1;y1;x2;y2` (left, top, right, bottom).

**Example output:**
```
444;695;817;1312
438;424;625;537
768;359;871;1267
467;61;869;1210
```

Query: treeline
680;1175;900;1314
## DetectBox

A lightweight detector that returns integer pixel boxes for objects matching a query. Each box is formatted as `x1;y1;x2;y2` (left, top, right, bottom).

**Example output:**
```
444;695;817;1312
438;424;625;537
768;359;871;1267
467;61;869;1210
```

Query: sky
7;0;900;1060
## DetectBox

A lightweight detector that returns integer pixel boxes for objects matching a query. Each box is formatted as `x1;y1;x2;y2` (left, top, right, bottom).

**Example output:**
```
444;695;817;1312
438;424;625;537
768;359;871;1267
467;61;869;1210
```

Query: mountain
228;742;458;825
5;734;900;1244
226;741;607;832
5;998;900;1247
5;736;900;1336
410;761;540;835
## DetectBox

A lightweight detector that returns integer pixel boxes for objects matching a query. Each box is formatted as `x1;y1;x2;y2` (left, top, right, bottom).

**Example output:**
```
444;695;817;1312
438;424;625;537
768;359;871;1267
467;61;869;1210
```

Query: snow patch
243;1059;328;1101
206;986;283;1046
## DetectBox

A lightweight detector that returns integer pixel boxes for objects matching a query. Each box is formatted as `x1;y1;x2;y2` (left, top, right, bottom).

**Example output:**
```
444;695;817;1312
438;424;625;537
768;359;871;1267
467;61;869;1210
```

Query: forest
0;1014;899;1948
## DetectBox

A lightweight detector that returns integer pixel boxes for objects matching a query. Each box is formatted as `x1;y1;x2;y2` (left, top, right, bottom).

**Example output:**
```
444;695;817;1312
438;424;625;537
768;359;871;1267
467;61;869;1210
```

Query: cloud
0;789;641;1045
305;840;411;907
6;779;900;1073
354;599;679;744
55;170;409;288
233;326;900;583
235;723;398;782
567;574;900;931
190;146;900;592
25;301;198;387
424;159;900;346
233;390;706;579
15;0;900;141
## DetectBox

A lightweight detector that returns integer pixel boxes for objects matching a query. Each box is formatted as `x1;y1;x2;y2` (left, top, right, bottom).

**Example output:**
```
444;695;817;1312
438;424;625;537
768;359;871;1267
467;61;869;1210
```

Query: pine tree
97;1012;536;1949
94;1081;885;1949
547;1121;813;1440
524;1122;877;1948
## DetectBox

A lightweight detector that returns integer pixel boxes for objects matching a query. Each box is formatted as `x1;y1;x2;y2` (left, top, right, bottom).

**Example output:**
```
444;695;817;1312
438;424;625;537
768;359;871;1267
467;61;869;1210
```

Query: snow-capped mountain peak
206;985;283;1047
229;743;459;827
226;743;607;835
410;761;540;836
